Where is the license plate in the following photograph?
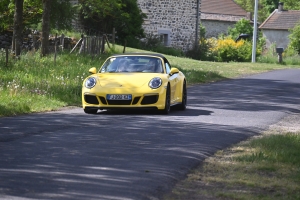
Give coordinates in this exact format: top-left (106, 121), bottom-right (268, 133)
top-left (107, 94), bottom-right (132, 100)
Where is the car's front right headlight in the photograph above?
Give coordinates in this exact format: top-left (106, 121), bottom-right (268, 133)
top-left (149, 77), bottom-right (162, 89)
top-left (85, 77), bottom-right (97, 89)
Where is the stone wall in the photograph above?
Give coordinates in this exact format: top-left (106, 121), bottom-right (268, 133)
top-left (137, 0), bottom-right (201, 52)
top-left (0, 31), bottom-right (13, 49)
top-left (202, 20), bottom-right (236, 38)
top-left (201, 13), bottom-right (248, 38)
top-left (0, 29), bottom-right (77, 51)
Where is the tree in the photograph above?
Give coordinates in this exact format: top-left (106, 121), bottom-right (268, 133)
top-left (282, 0), bottom-right (300, 10)
top-left (289, 22), bottom-right (300, 54)
top-left (79, 0), bottom-right (145, 46)
top-left (0, 0), bottom-right (13, 31)
top-left (234, 0), bottom-right (300, 23)
top-left (112, 0), bottom-right (145, 46)
top-left (228, 18), bottom-right (253, 39)
top-left (79, 0), bottom-right (123, 33)
top-left (49, 0), bottom-right (76, 30)
top-left (1, 0), bottom-right (75, 32)
top-left (12, 0), bottom-right (24, 57)
top-left (40, 0), bottom-right (51, 57)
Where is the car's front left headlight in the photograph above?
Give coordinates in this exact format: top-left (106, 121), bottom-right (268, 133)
top-left (85, 77), bottom-right (97, 89)
top-left (149, 77), bottom-right (162, 89)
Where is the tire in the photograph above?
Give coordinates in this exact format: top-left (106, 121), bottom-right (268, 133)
top-left (176, 81), bottom-right (187, 110)
top-left (84, 108), bottom-right (98, 114)
top-left (161, 85), bottom-right (171, 114)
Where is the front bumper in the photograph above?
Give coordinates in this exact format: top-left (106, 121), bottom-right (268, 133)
top-left (82, 86), bottom-right (167, 110)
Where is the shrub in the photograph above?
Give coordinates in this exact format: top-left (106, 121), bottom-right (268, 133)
top-left (138, 33), bottom-right (184, 57)
top-left (211, 37), bottom-right (253, 62)
top-left (185, 39), bottom-right (213, 61)
top-left (185, 24), bottom-right (214, 61)
top-left (228, 18), bottom-right (253, 40)
top-left (289, 22), bottom-right (300, 54)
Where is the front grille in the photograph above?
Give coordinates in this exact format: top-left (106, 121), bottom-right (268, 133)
top-left (99, 96), bottom-right (107, 105)
top-left (107, 100), bottom-right (132, 105)
top-left (84, 95), bottom-right (99, 104)
top-left (132, 97), bottom-right (141, 105)
top-left (141, 95), bottom-right (159, 105)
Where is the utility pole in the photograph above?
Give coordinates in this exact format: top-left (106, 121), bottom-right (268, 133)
top-left (195, 0), bottom-right (200, 48)
top-left (252, 0), bottom-right (258, 63)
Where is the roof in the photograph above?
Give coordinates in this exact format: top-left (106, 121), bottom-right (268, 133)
top-left (201, 0), bottom-right (247, 16)
top-left (259, 9), bottom-right (300, 30)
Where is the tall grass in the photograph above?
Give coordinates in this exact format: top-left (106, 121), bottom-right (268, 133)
top-left (257, 45), bottom-right (300, 65)
top-left (237, 133), bottom-right (300, 165)
top-left (0, 50), bottom-right (108, 116)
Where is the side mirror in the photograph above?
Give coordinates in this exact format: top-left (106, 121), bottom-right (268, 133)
top-left (89, 67), bottom-right (97, 74)
top-left (169, 68), bottom-right (179, 76)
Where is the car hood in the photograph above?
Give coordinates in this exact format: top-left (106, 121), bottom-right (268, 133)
top-left (96, 73), bottom-right (160, 88)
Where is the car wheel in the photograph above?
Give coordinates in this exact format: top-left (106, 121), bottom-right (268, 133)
top-left (84, 108), bottom-right (98, 114)
top-left (177, 81), bottom-right (187, 110)
top-left (161, 85), bottom-right (171, 114)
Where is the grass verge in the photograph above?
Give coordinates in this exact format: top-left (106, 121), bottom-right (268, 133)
top-left (163, 116), bottom-right (300, 200)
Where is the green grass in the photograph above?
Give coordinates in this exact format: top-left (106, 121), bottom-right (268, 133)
top-left (0, 50), bottom-right (106, 116)
top-left (164, 131), bottom-right (300, 200)
top-left (243, 133), bottom-right (300, 165)
top-left (0, 45), bottom-right (300, 117)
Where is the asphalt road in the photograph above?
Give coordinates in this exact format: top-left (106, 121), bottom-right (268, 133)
top-left (0, 69), bottom-right (299, 200)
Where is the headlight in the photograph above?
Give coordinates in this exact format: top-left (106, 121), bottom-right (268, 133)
top-left (149, 77), bottom-right (162, 89)
top-left (85, 77), bottom-right (97, 89)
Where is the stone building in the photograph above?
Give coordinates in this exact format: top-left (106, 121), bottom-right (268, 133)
top-left (200, 0), bottom-right (251, 38)
top-left (259, 2), bottom-right (300, 49)
top-left (137, 0), bottom-right (201, 52)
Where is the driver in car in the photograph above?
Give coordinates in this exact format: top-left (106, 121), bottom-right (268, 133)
top-left (117, 61), bottom-right (129, 72)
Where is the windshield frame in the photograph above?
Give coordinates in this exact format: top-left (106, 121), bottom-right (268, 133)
top-left (99, 56), bottom-right (164, 74)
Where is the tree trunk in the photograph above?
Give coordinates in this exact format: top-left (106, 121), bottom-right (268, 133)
top-left (41, 0), bottom-right (51, 57)
top-left (12, 0), bottom-right (24, 57)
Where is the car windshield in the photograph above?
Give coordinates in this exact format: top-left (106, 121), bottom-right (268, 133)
top-left (100, 56), bottom-right (163, 73)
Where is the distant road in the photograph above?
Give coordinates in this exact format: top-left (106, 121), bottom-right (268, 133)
top-left (0, 69), bottom-right (299, 200)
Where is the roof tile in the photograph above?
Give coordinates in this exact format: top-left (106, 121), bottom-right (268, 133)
top-left (259, 10), bottom-right (300, 30)
top-left (201, 0), bottom-right (247, 16)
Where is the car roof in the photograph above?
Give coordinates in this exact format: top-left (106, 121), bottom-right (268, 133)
top-left (111, 53), bottom-right (166, 59)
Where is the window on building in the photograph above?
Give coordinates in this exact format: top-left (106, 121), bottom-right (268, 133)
top-left (160, 34), bottom-right (168, 46)
top-left (158, 29), bottom-right (171, 46)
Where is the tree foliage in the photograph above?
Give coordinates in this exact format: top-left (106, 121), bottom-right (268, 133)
top-left (49, 0), bottom-right (76, 30)
top-left (234, 0), bottom-right (300, 23)
top-left (228, 18), bottom-right (253, 39)
top-left (0, 0), bottom-right (75, 32)
top-left (0, 0), bottom-right (13, 31)
top-left (79, 0), bottom-right (146, 46)
top-left (289, 22), bottom-right (300, 54)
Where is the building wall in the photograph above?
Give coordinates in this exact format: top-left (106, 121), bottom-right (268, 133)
top-left (137, 0), bottom-right (201, 51)
top-left (262, 29), bottom-right (290, 49)
top-left (201, 13), bottom-right (247, 38)
top-left (202, 20), bottom-right (236, 38)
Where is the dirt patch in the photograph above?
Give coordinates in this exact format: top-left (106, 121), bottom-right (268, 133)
top-left (268, 114), bottom-right (300, 133)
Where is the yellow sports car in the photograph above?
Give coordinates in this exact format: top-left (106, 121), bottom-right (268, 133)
top-left (82, 53), bottom-right (187, 114)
